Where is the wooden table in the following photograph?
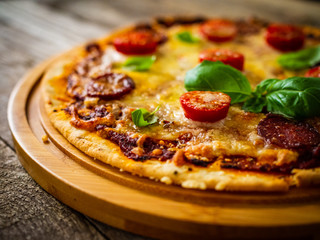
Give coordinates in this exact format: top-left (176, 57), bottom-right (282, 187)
top-left (1, 1), bottom-right (320, 239)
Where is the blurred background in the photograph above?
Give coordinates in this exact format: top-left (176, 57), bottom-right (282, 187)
top-left (1, 1), bottom-right (320, 240)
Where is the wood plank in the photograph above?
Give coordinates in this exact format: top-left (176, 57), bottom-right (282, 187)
top-left (43, 0), bottom-right (320, 26)
top-left (2, 1), bottom-right (320, 239)
top-left (0, 139), bottom-right (107, 240)
top-left (0, 0), bottom-right (105, 147)
top-left (0, 2), bottom-right (149, 238)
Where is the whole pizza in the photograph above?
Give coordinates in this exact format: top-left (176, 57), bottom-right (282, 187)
top-left (43, 16), bottom-right (320, 192)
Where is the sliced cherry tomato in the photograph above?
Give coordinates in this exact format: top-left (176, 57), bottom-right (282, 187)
top-left (199, 48), bottom-right (244, 71)
top-left (113, 30), bottom-right (158, 55)
top-left (265, 24), bottom-right (305, 52)
top-left (199, 19), bottom-right (237, 42)
top-left (180, 91), bottom-right (231, 122)
top-left (305, 66), bottom-right (320, 78)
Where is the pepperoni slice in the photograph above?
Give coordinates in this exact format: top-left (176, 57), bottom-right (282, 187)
top-left (69, 105), bottom-right (116, 132)
top-left (257, 114), bottom-right (320, 150)
top-left (199, 49), bottom-right (245, 71)
top-left (265, 24), bottom-right (305, 52)
top-left (86, 73), bottom-right (135, 100)
top-left (199, 19), bottom-right (237, 42)
top-left (180, 91), bottom-right (231, 122)
top-left (67, 73), bottom-right (86, 99)
top-left (305, 66), bottom-right (320, 78)
top-left (113, 30), bottom-right (158, 55)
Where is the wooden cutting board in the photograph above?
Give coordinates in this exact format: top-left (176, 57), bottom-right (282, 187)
top-left (8, 55), bottom-right (320, 240)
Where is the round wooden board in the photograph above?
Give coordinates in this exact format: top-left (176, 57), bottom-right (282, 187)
top-left (8, 55), bottom-right (320, 240)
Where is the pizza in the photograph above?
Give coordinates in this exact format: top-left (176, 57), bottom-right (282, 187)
top-left (42, 16), bottom-right (320, 192)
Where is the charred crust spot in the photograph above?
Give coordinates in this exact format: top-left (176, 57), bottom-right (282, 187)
top-left (85, 42), bottom-right (101, 53)
top-left (134, 23), bottom-right (154, 31)
top-left (188, 158), bottom-right (213, 167)
top-left (53, 109), bottom-right (57, 112)
top-left (155, 16), bottom-right (207, 27)
top-left (103, 130), bottom-right (176, 161)
top-left (304, 27), bottom-right (320, 41)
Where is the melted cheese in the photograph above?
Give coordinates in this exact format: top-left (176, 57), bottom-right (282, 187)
top-left (97, 24), bottom-right (315, 162)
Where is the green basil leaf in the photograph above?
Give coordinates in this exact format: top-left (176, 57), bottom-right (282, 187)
top-left (265, 77), bottom-right (320, 118)
top-left (175, 31), bottom-right (200, 43)
top-left (242, 77), bottom-right (320, 119)
top-left (242, 94), bottom-right (266, 113)
top-left (184, 60), bottom-right (252, 104)
top-left (131, 106), bottom-right (160, 127)
top-left (278, 46), bottom-right (320, 70)
top-left (254, 79), bottom-right (279, 95)
top-left (122, 56), bottom-right (156, 71)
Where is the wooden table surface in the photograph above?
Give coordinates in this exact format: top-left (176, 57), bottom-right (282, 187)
top-left (1, 0), bottom-right (320, 239)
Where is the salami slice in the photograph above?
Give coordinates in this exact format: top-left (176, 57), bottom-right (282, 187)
top-left (86, 73), bottom-right (135, 100)
top-left (257, 114), bottom-right (320, 151)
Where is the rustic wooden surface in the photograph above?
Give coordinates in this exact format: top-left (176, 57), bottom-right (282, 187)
top-left (1, 0), bottom-right (320, 239)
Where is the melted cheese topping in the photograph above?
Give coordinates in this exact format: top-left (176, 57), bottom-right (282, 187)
top-left (56, 24), bottom-right (318, 166)
top-left (94, 24), bottom-right (320, 165)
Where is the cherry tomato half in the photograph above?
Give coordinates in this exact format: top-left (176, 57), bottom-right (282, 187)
top-left (199, 19), bottom-right (237, 42)
top-left (180, 91), bottom-right (231, 122)
top-left (113, 30), bottom-right (158, 55)
top-left (199, 48), bottom-right (244, 71)
top-left (265, 24), bottom-right (305, 52)
top-left (305, 66), bottom-right (320, 78)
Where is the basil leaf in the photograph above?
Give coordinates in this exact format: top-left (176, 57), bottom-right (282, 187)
top-left (131, 106), bottom-right (160, 127)
top-left (254, 78), bottom-right (279, 95)
top-left (242, 94), bottom-right (266, 113)
top-left (176, 31), bottom-right (200, 43)
top-left (266, 77), bottom-right (320, 118)
top-left (243, 77), bottom-right (320, 119)
top-left (278, 46), bottom-right (320, 70)
top-left (122, 56), bottom-right (156, 71)
top-left (184, 60), bottom-right (252, 104)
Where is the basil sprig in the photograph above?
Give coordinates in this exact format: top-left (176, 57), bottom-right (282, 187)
top-left (185, 60), bottom-right (252, 104)
top-left (184, 60), bottom-right (320, 119)
top-left (131, 106), bottom-right (160, 127)
top-left (122, 56), bottom-right (156, 71)
top-left (175, 31), bottom-right (200, 43)
top-left (278, 46), bottom-right (320, 70)
top-left (243, 77), bottom-right (320, 119)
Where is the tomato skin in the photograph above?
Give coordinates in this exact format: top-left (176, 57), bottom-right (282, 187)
top-left (265, 24), bottom-right (305, 52)
top-left (305, 66), bottom-right (320, 78)
top-left (199, 49), bottom-right (244, 71)
top-left (180, 91), bottom-right (231, 122)
top-left (199, 19), bottom-right (237, 42)
top-left (113, 31), bottom-right (158, 55)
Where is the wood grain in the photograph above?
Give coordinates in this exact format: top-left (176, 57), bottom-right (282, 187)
top-left (0, 135), bottom-right (108, 240)
top-left (2, 1), bottom-right (320, 239)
